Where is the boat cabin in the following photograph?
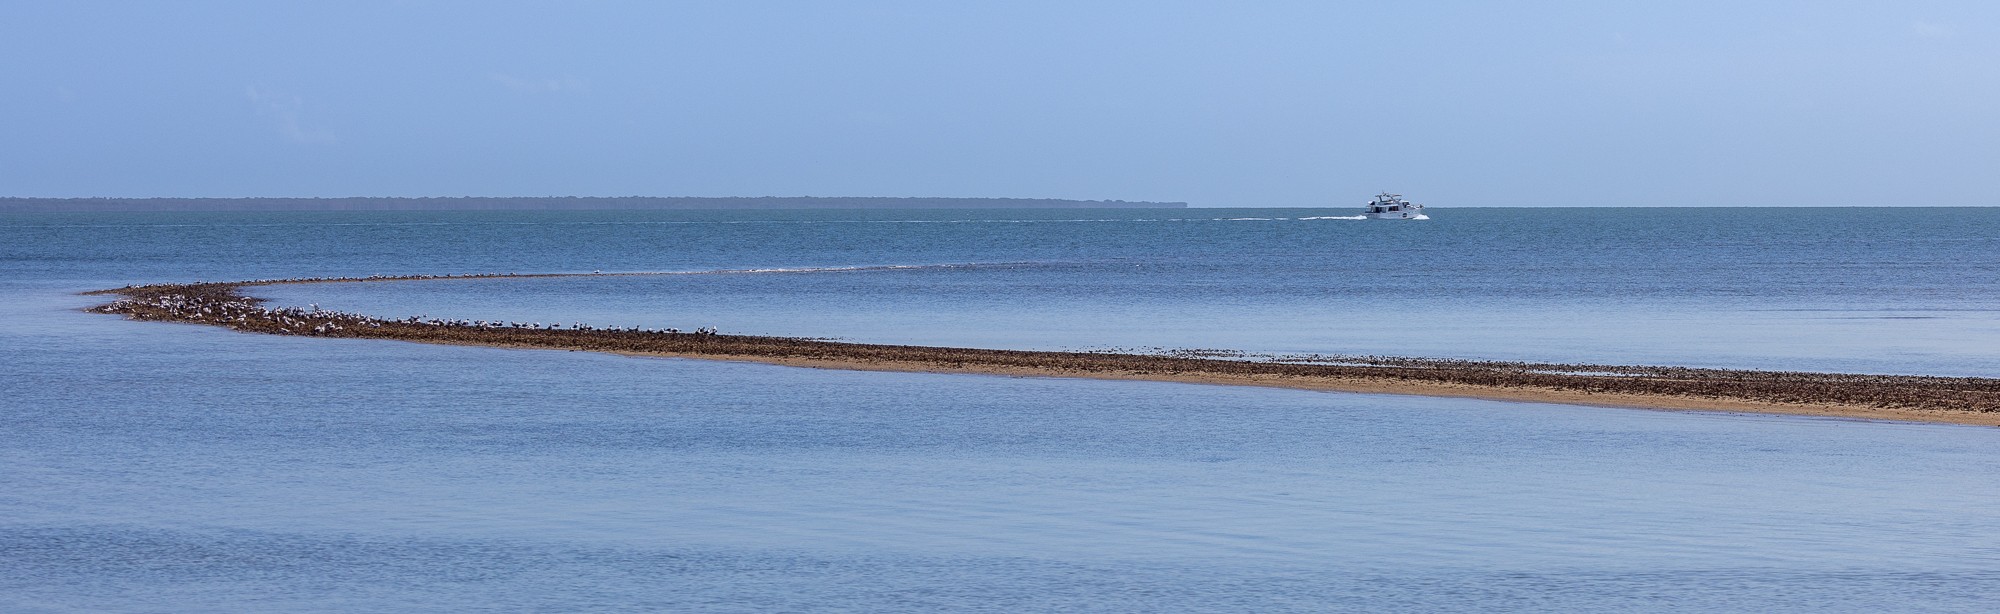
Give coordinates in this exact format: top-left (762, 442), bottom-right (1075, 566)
top-left (1363, 192), bottom-right (1426, 219)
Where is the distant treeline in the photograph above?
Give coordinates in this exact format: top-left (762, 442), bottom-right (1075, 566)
top-left (1, 196), bottom-right (1187, 212)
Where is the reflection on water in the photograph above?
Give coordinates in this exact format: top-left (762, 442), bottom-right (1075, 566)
top-left (4, 297), bottom-right (1999, 611)
top-left (7, 208), bottom-right (2000, 611)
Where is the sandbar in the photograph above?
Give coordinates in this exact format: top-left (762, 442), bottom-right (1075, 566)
top-left (85, 274), bottom-right (2000, 427)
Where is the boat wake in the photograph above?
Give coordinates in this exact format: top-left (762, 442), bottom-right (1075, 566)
top-left (111, 262), bottom-right (1053, 289)
top-left (699, 262), bottom-right (1036, 275)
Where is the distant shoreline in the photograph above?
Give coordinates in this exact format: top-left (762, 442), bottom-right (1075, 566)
top-left (84, 273), bottom-right (2000, 427)
top-left (1, 196), bottom-right (1187, 213)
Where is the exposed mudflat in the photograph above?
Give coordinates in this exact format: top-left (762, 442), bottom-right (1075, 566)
top-left (86, 275), bottom-right (2000, 426)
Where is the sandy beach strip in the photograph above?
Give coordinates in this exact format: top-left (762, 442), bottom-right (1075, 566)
top-left (84, 275), bottom-right (2000, 427)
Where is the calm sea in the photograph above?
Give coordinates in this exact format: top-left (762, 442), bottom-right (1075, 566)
top-left (4, 207), bottom-right (1999, 611)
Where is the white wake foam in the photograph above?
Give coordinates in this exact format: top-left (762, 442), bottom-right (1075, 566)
top-left (691, 262), bottom-right (1022, 275)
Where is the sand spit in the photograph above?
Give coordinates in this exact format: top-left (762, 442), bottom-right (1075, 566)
top-left (85, 276), bottom-right (2000, 426)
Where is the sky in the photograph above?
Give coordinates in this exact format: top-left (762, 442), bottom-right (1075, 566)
top-left (3, 1), bottom-right (1996, 206)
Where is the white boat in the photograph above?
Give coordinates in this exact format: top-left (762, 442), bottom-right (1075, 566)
top-left (1363, 192), bottom-right (1427, 219)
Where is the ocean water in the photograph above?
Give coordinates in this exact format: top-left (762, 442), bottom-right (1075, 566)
top-left (4, 207), bottom-right (2000, 612)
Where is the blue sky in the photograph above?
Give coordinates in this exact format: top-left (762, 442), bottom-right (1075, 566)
top-left (3, 1), bottom-right (1995, 206)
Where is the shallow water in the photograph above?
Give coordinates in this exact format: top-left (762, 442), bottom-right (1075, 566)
top-left (5, 208), bottom-right (2000, 611)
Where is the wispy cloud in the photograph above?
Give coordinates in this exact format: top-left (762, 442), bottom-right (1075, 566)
top-left (490, 72), bottom-right (588, 93)
top-left (245, 86), bottom-right (336, 144)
